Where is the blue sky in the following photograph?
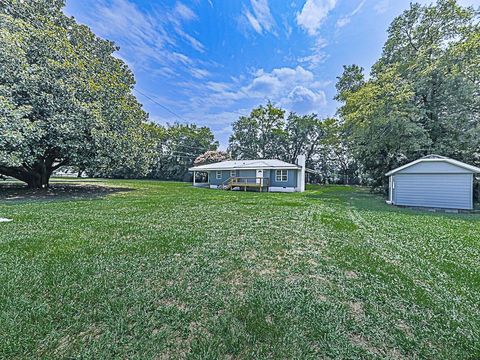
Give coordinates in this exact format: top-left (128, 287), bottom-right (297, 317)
top-left (65, 0), bottom-right (480, 148)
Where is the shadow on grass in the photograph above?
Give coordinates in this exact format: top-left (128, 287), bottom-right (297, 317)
top-left (0, 183), bottom-right (133, 203)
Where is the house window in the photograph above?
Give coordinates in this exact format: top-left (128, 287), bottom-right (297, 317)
top-left (275, 170), bottom-right (288, 182)
top-left (216, 171), bottom-right (222, 179)
top-left (230, 170), bottom-right (237, 177)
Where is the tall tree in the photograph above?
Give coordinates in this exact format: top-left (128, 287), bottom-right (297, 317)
top-left (336, 0), bottom-right (480, 190)
top-left (334, 65), bottom-right (365, 103)
top-left (284, 113), bottom-right (324, 166)
top-left (150, 123), bottom-right (218, 181)
top-left (317, 118), bottom-right (356, 184)
top-left (229, 103), bottom-right (286, 159)
top-left (0, 0), bottom-right (148, 187)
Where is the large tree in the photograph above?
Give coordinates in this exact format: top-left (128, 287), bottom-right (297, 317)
top-left (228, 102), bottom-right (286, 159)
top-left (150, 123), bottom-right (218, 181)
top-left (284, 112), bottom-right (324, 166)
top-left (336, 0), bottom-right (480, 190)
top-left (228, 103), bottom-right (325, 165)
top-left (317, 118), bottom-right (356, 184)
top-left (0, 0), bottom-right (148, 187)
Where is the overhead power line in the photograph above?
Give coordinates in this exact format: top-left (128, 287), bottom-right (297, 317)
top-left (133, 88), bottom-right (191, 124)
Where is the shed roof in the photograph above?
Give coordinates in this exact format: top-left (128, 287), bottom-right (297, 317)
top-left (189, 159), bottom-right (301, 171)
top-left (385, 155), bottom-right (480, 176)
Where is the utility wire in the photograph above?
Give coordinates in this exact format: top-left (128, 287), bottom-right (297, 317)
top-left (133, 88), bottom-right (192, 124)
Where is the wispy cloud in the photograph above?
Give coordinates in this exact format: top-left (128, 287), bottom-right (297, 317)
top-left (298, 37), bottom-right (328, 69)
top-left (242, 0), bottom-right (277, 35)
top-left (245, 10), bottom-right (263, 33)
top-left (373, 0), bottom-right (389, 14)
top-left (78, 0), bottom-right (209, 80)
top-left (170, 1), bottom-right (205, 52)
top-left (174, 26), bottom-right (205, 52)
top-left (186, 65), bottom-right (328, 114)
top-left (336, 0), bottom-right (366, 28)
top-left (173, 1), bottom-right (197, 21)
top-left (296, 0), bottom-right (337, 36)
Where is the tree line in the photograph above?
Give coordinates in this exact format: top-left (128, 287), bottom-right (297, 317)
top-left (1, 0), bottom-right (478, 190)
top-left (229, 0), bottom-right (480, 191)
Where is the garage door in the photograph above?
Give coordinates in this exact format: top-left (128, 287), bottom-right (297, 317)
top-left (394, 174), bottom-right (472, 209)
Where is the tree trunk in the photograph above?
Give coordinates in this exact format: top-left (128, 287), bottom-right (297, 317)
top-left (0, 159), bottom-right (53, 189)
top-left (24, 168), bottom-right (52, 189)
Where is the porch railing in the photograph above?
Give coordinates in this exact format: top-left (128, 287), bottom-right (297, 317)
top-left (221, 176), bottom-right (270, 189)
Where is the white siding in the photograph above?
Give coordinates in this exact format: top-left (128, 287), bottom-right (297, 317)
top-left (393, 174), bottom-right (472, 209)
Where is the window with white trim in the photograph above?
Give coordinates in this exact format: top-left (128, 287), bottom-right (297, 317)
top-left (275, 169), bottom-right (288, 182)
top-left (230, 170), bottom-right (237, 177)
top-left (216, 171), bottom-right (222, 179)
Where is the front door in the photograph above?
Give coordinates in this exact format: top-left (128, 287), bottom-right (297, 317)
top-left (256, 169), bottom-right (263, 185)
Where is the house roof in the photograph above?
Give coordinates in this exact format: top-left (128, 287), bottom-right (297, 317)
top-left (385, 154), bottom-right (480, 176)
top-left (189, 159), bottom-right (301, 171)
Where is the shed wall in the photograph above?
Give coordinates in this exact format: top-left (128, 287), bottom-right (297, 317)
top-left (393, 173), bottom-right (472, 209)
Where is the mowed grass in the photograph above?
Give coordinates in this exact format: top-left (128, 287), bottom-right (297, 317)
top-left (0, 180), bottom-right (479, 359)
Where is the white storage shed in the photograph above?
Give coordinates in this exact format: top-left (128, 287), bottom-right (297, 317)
top-left (386, 155), bottom-right (480, 210)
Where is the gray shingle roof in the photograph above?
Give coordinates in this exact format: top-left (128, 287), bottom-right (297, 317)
top-left (385, 155), bottom-right (480, 176)
top-left (189, 159), bottom-right (301, 171)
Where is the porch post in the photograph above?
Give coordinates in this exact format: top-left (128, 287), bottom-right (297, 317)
top-left (193, 171), bottom-right (196, 186)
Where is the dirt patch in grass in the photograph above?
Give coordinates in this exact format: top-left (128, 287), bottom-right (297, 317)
top-left (349, 333), bottom-right (383, 357)
top-left (349, 301), bottom-right (364, 321)
top-left (0, 183), bottom-right (132, 202)
top-left (47, 324), bottom-right (102, 357)
top-left (345, 270), bottom-right (358, 279)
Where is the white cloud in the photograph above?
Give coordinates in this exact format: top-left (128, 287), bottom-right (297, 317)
top-left (81, 0), bottom-right (209, 79)
top-left (373, 0), bottom-right (389, 14)
top-left (173, 2), bottom-right (197, 21)
top-left (170, 2), bottom-right (206, 52)
top-left (336, 17), bottom-right (351, 28)
top-left (189, 67), bottom-right (211, 79)
top-left (296, 0), bottom-right (337, 35)
top-left (245, 66), bottom-right (314, 97)
top-left (174, 26), bottom-right (205, 52)
top-left (282, 86), bottom-right (327, 113)
top-left (298, 37), bottom-right (328, 69)
top-left (336, 0), bottom-right (366, 28)
top-left (250, 0), bottom-right (276, 32)
top-left (243, 0), bottom-right (277, 35)
top-left (245, 10), bottom-right (263, 33)
top-left (187, 65), bottom-right (328, 115)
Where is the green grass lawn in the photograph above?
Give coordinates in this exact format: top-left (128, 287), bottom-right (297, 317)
top-left (1, 179), bottom-right (479, 359)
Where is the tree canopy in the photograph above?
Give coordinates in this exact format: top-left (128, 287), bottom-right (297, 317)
top-left (336, 0), bottom-right (480, 190)
top-left (228, 103), bottom-right (324, 167)
top-left (0, 0), bottom-right (149, 187)
top-left (149, 123), bottom-right (218, 181)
